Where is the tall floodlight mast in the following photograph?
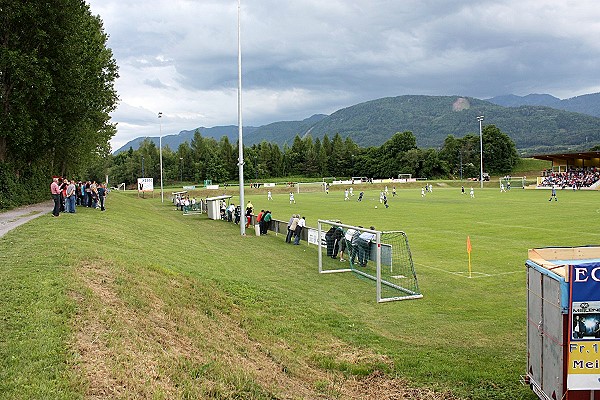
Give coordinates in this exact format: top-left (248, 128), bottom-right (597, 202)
top-left (237, 0), bottom-right (246, 235)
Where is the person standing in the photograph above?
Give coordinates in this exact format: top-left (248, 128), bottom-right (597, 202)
top-left (285, 214), bottom-right (295, 243)
top-left (344, 189), bottom-right (349, 201)
top-left (257, 209), bottom-right (264, 234)
top-left (66, 179), bottom-right (77, 213)
top-left (245, 201), bottom-right (254, 228)
top-left (357, 191), bottom-right (364, 202)
top-left (392, 186), bottom-right (396, 197)
top-left (289, 215), bottom-right (299, 243)
top-left (262, 210), bottom-right (272, 235)
top-left (50, 176), bottom-right (61, 217)
top-left (90, 181), bottom-right (98, 208)
top-left (59, 178), bottom-right (67, 212)
top-left (549, 185), bottom-right (557, 201)
top-left (357, 227), bottom-right (376, 267)
top-left (267, 190), bottom-right (273, 201)
top-left (470, 187), bottom-right (475, 198)
top-left (294, 216), bottom-right (305, 245)
top-left (289, 192), bottom-right (295, 204)
top-left (97, 182), bottom-right (107, 211)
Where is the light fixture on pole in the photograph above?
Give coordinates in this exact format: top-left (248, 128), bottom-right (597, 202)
top-left (158, 112), bottom-right (164, 203)
top-left (477, 115), bottom-right (484, 189)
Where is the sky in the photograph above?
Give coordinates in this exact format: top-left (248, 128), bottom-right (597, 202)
top-left (85, 0), bottom-right (600, 151)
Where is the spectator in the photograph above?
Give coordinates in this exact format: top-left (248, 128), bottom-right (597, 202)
top-left (66, 179), bottom-right (77, 213)
top-left (262, 210), bottom-right (272, 235)
top-left (245, 201), bottom-right (253, 228)
top-left (97, 182), bottom-right (107, 211)
top-left (293, 216), bottom-right (305, 245)
top-left (357, 226), bottom-right (376, 267)
top-left (257, 209), bottom-right (264, 233)
top-left (290, 215), bottom-right (299, 243)
top-left (50, 176), bottom-right (61, 217)
top-left (285, 214), bottom-right (295, 243)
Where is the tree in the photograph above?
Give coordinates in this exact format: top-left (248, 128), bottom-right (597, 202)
top-left (0, 0), bottom-right (118, 171)
top-left (0, 0), bottom-right (118, 207)
top-left (482, 125), bottom-right (519, 175)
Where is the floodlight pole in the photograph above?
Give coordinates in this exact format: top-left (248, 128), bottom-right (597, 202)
top-left (159, 112), bottom-right (164, 202)
top-left (477, 115), bottom-right (484, 189)
top-left (237, 0), bottom-right (246, 236)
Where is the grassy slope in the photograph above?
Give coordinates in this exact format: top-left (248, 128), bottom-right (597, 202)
top-left (2, 184), bottom-right (595, 399)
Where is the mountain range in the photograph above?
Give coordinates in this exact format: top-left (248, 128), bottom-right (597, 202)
top-left (114, 93), bottom-right (600, 156)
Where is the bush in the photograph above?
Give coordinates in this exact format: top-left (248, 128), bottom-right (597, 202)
top-left (0, 163), bottom-right (50, 210)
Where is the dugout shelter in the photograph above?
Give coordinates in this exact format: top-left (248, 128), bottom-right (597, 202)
top-left (205, 195), bottom-right (232, 220)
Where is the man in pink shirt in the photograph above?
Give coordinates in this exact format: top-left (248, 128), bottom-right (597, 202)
top-left (50, 176), bottom-right (61, 217)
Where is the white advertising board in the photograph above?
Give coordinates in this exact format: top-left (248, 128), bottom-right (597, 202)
top-left (137, 178), bottom-right (154, 192)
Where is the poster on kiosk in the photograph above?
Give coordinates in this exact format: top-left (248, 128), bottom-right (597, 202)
top-left (568, 263), bottom-right (600, 390)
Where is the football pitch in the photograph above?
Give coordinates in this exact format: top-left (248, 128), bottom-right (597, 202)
top-left (1, 184), bottom-right (597, 399)
top-left (240, 184), bottom-right (599, 397)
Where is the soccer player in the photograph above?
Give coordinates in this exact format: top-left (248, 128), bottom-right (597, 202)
top-left (470, 187), bottom-right (475, 198)
top-left (267, 190), bottom-right (273, 200)
top-left (549, 185), bottom-right (557, 201)
top-left (357, 191), bottom-right (364, 202)
top-left (344, 189), bottom-right (349, 201)
top-left (289, 192), bottom-right (296, 204)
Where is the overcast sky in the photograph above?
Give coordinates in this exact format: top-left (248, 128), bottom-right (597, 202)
top-left (86, 0), bottom-right (600, 151)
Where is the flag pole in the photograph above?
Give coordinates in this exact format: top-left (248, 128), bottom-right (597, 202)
top-left (467, 235), bottom-right (472, 278)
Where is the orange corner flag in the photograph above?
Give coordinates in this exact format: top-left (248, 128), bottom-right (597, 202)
top-left (467, 236), bottom-right (472, 254)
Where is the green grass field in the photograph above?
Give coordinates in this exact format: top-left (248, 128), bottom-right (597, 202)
top-left (1, 182), bottom-right (596, 399)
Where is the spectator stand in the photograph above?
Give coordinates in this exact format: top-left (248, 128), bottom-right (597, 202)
top-left (533, 151), bottom-right (600, 190)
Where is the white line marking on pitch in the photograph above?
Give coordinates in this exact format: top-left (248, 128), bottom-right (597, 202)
top-left (414, 262), bottom-right (523, 279)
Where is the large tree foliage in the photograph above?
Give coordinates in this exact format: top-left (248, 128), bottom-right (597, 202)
top-left (0, 0), bottom-right (118, 175)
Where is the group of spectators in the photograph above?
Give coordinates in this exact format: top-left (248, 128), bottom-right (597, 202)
top-left (285, 214), bottom-right (306, 245)
top-left (174, 194), bottom-right (199, 212)
top-left (325, 224), bottom-right (376, 268)
top-left (540, 167), bottom-right (600, 189)
top-left (50, 176), bottom-right (107, 217)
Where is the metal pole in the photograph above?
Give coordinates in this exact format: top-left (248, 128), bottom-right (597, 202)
top-left (237, 0), bottom-right (246, 235)
top-left (159, 112), bottom-right (164, 202)
top-left (477, 115), bottom-right (484, 189)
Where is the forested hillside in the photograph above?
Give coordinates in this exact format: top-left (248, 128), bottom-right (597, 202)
top-left (117, 95), bottom-right (600, 155)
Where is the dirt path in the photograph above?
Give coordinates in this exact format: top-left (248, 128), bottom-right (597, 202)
top-left (0, 200), bottom-right (53, 238)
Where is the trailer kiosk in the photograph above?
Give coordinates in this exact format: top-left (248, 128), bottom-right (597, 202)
top-left (526, 246), bottom-right (600, 400)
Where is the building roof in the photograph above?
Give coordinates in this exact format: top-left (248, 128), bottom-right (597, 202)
top-left (532, 151), bottom-right (600, 162)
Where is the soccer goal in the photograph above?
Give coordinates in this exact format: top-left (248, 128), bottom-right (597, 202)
top-left (317, 219), bottom-right (423, 303)
top-left (500, 176), bottom-right (526, 189)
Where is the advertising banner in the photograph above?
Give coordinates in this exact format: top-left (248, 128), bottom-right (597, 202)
top-left (567, 263), bottom-right (600, 390)
top-left (137, 178), bottom-right (154, 192)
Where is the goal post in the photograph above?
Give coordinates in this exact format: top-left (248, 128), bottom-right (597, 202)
top-left (317, 219), bottom-right (423, 303)
top-left (499, 176), bottom-right (526, 189)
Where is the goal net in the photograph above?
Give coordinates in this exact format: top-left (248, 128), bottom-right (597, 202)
top-left (499, 176), bottom-right (525, 189)
top-left (317, 219), bottom-right (423, 303)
